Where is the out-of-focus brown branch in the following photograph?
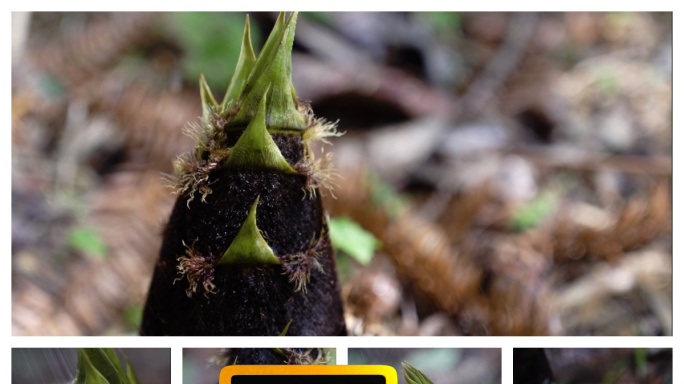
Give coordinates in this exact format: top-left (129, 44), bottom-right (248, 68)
top-left (293, 17), bottom-right (456, 118)
top-left (512, 146), bottom-right (672, 176)
top-left (460, 12), bottom-right (538, 118)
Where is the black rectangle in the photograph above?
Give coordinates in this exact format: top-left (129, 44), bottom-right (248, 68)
top-left (232, 374), bottom-right (386, 384)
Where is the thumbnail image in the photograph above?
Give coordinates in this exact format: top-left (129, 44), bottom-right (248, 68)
top-left (184, 348), bottom-right (335, 384)
top-left (350, 348), bottom-right (500, 384)
top-left (513, 348), bottom-right (672, 384)
top-left (12, 348), bottom-right (171, 384)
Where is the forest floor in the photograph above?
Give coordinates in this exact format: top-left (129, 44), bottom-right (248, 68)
top-left (12, 12), bottom-right (672, 337)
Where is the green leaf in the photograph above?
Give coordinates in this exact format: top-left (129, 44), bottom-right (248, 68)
top-left (73, 349), bottom-right (139, 384)
top-left (199, 74), bottom-right (219, 122)
top-left (222, 14), bottom-right (257, 110)
top-left (74, 350), bottom-right (88, 383)
top-left (278, 319), bottom-right (293, 336)
top-left (102, 349), bottom-right (126, 379)
top-left (508, 191), bottom-right (558, 232)
top-left (164, 13), bottom-right (258, 90)
top-left (75, 349), bottom-right (123, 384)
top-left (68, 228), bottom-right (108, 259)
top-left (229, 12), bottom-right (307, 130)
top-left (329, 217), bottom-right (381, 265)
top-left (402, 362), bottom-right (435, 384)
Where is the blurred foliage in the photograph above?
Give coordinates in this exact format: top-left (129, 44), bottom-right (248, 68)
top-left (634, 348), bottom-right (647, 377)
top-left (600, 359), bottom-right (628, 384)
top-left (595, 65), bottom-right (621, 98)
top-left (367, 172), bottom-right (410, 220)
top-left (417, 12), bottom-right (463, 36)
top-left (67, 227), bottom-right (108, 260)
top-left (509, 191), bottom-right (558, 232)
top-left (123, 304), bottom-right (143, 333)
top-left (39, 72), bottom-right (67, 98)
top-left (162, 12), bottom-right (261, 90)
top-left (300, 12), bottom-right (329, 27)
top-left (329, 217), bottom-right (381, 266)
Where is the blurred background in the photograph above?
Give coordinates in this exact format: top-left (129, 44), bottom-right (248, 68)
top-left (349, 348), bottom-right (501, 384)
top-left (183, 348), bottom-right (336, 384)
top-left (11, 12), bottom-right (672, 336)
top-left (11, 348), bottom-right (171, 384)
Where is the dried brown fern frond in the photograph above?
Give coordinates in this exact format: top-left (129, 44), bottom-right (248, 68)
top-left (12, 170), bottom-right (172, 335)
top-left (92, 76), bottom-right (197, 171)
top-left (327, 163), bottom-right (553, 335)
top-left (553, 180), bottom-right (670, 265)
top-left (30, 13), bottom-right (158, 88)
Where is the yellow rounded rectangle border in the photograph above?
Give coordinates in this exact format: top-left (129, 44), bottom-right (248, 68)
top-left (220, 365), bottom-right (398, 384)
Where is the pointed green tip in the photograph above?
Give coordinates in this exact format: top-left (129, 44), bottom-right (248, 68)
top-left (218, 196), bottom-right (280, 266)
top-left (223, 87), bottom-right (297, 173)
top-left (222, 15), bottom-right (257, 111)
top-left (200, 74), bottom-right (218, 122)
top-left (123, 352), bottom-right (142, 384)
top-left (278, 319), bottom-right (293, 336)
top-left (228, 12), bottom-right (306, 130)
top-left (272, 347), bottom-right (287, 358)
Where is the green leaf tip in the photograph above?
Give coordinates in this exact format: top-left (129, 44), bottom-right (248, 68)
top-left (402, 362), bottom-right (435, 384)
top-left (222, 14), bottom-right (257, 111)
top-left (228, 12), bottom-right (306, 130)
top-left (279, 319), bottom-right (293, 336)
top-left (218, 196), bottom-right (280, 266)
top-left (74, 348), bottom-right (135, 384)
top-left (224, 86), bottom-right (297, 173)
top-left (329, 217), bottom-right (381, 265)
top-left (270, 320), bottom-right (293, 357)
top-left (200, 73), bottom-right (219, 122)
top-left (123, 354), bottom-right (141, 384)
